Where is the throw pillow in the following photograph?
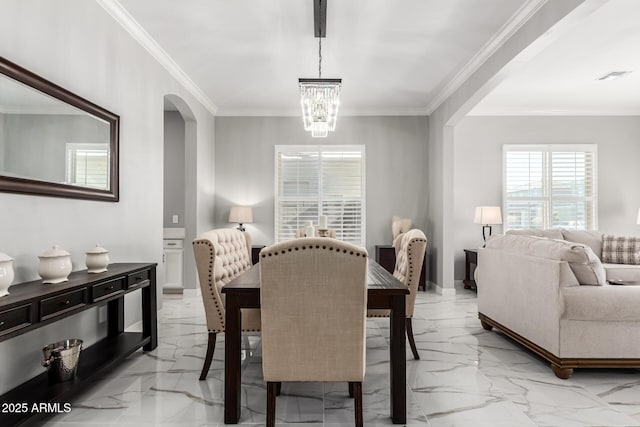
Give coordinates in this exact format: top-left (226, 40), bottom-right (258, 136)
top-left (485, 234), bottom-right (606, 285)
top-left (602, 235), bottom-right (640, 265)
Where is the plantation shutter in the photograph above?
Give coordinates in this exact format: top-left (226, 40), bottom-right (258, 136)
top-left (275, 146), bottom-right (365, 246)
top-left (504, 144), bottom-right (597, 231)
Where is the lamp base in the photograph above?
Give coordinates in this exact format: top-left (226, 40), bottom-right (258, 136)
top-left (482, 225), bottom-right (493, 246)
top-left (236, 224), bottom-right (246, 232)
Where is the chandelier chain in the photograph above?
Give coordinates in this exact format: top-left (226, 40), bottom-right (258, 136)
top-left (318, 37), bottom-right (322, 78)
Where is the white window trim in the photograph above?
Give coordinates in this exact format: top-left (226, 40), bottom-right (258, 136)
top-left (502, 144), bottom-right (598, 231)
top-left (274, 144), bottom-right (366, 246)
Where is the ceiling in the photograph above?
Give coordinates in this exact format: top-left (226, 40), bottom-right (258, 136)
top-left (470, 0), bottom-right (640, 115)
top-left (112, 0), bottom-right (640, 117)
top-left (114, 0), bottom-right (529, 116)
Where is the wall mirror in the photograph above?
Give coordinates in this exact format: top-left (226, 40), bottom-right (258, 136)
top-left (0, 56), bottom-right (119, 201)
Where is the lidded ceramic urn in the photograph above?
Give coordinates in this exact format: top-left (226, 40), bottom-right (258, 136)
top-left (0, 253), bottom-right (14, 297)
top-left (38, 245), bottom-right (72, 284)
top-left (85, 245), bottom-right (109, 273)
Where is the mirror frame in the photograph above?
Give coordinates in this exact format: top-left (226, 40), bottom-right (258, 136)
top-left (0, 56), bottom-right (119, 202)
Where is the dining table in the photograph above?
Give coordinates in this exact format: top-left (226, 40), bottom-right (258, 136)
top-left (221, 260), bottom-right (409, 424)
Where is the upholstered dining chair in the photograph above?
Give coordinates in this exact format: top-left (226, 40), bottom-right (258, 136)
top-left (260, 238), bottom-right (368, 427)
top-left (295, 226), bottom-right (337, 238)
top-left (368, 229), bottom-right (427, 360)
top-left (192, 228), bottom-right (260, 380)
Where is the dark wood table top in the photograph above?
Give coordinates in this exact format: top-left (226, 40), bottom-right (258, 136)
top-left (223, 260), bottom-right (408, 296)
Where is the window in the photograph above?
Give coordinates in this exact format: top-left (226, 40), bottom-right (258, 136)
top-left (66, 143), bottom-right (110, 190)
top-left (503, 144), bottom-right (597, 231)
top-left (275, 145), bottom-right (365, 246)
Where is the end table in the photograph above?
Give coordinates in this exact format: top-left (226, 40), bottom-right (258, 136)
top-left (463, 249), bottom-right (477, 290)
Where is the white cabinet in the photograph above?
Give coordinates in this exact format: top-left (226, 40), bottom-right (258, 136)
top-left (163, 238), bottom-right (184, 293)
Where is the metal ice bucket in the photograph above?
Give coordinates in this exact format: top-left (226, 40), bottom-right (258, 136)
top-left (42, 339), bottom-right (83, 383)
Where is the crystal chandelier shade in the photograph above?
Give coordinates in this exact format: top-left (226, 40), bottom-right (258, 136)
top-left (299, 78), bottom-right (341, 138)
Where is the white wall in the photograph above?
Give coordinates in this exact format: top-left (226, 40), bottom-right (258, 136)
top-left (214, 116), bottom-right (429, 256)
top-left (453, 115), bottom-right (640, 280)
top-left (0, 0), bottom-right (215, 394)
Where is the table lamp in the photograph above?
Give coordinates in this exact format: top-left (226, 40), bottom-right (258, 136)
top-left (474, 206), bottom-right (502, 243)
top-left (229, 206), bottom-right (253, 232)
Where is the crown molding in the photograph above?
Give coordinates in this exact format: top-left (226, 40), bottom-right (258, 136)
top-left (96, 0), bottom-right (218, 116)
top-left (468, 107), bottom-right (640, 116)
top-left (216, 106), bottom-right (428, 117)
top-left (424, 0), bottom-right (549, 115)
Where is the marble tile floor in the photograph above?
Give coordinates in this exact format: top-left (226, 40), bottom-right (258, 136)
top-left (47, 288), bottom-right (640, 427)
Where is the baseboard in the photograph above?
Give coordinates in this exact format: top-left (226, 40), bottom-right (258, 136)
top-left (162, 286), bottom-right (184, 295)
top-left (434, 282), bottom-right (456, 296)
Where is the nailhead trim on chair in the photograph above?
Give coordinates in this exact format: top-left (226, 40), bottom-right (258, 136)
top-left (261, 243), bottom-right (367, 258)
top-left (367, 235), bottom-right (427, 318)
top-left (193, 231), bottom-right (261, 333)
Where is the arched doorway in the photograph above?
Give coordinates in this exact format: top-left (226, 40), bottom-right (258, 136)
top-left (163, 94), bottom-right (197, 294)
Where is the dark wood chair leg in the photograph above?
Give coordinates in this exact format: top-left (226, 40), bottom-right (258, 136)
top-left (199, 332), bottom-right (217, 381)
top-left (267, 382), bottom-right (278, 427)
top-left (276, 381), bottom-right (282, 396)
top-left (351, 382), bottom-right (363, 427)
top-left (406, 318), bottom-right (420, 360)
top-left (480, 319), bottom-right (493, 331)
top-left (348, 382), bottom-right (354, 397)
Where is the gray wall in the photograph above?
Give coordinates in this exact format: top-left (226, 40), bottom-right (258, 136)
top-left (453, 115), bottom-right (640, 280)
top-left (0, 0), bottom-right (216, 394)
top-left (2, 113), bottom-right (109, 182)
top-left (163, 111), bottom-right (185, 228)
top-left (214, 116), bottom-right (429, 255)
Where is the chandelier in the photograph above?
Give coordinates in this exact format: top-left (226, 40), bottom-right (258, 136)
top-left (299, 0), bottom-right (341, 138)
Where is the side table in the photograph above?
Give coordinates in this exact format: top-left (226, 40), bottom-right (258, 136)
top-left (463, 249), bottom-right (478, 290)
top-left (251, 245), bottom-right (266, 265)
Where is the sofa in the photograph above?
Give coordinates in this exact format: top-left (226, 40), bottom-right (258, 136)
top-left (476, 229), bottom-right (640, 379)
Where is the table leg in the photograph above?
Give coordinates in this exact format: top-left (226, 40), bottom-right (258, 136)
top-left (142, 269), bottom-right (158, 351)
top-left (389, 294), bottom-right (406, 424)
top-left (225, 294), bottom-right (242, 424)
top-left (107, 296), bottom-right (124, 338)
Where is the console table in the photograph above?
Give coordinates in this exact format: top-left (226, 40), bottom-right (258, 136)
top-left (0, 263), bottom-right (157, 426)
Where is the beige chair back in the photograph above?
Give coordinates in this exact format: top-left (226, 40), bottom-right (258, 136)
top-left (295, 227), bottom-right (337, 238)
top-left (192, 228), bottom-right (253, 332)
top-left (260, 238), bottom-right (368, 382)
top-left (394, 229), bottom-right (427, 317)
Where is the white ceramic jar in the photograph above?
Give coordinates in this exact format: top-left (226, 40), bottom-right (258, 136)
top-left (85, 245), bottom-right (109, 273)
top-left (0, 253), bottom-right (14, 297)
top-left (38, 245), bottom-right (72, 284)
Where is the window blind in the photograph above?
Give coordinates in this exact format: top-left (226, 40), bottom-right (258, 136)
top-left (66, 143), bottom-right (110, 190)
top-left (275, 146), bottom-right (365, 246)
top-left (503, 144), bottom-right (597, 231)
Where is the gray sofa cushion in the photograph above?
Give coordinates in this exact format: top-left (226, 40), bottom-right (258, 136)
top-left (602, 235), bottom-right (640, 265)
top-left (485, 234), bottom-right (606, 286)
top-left (562, 230), bottom-right (604, 259)
top-left (506, 229), bottom-right (565, 240)
top-left (603, 263), bottom-right (640, 282)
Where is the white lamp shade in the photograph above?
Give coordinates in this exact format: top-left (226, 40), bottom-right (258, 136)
top-left (474, 206), bottom-right (502, 225)
top-left (637, 208), bottom-right (640, 225)
top-left (229, 206), bottom-right (253, 224)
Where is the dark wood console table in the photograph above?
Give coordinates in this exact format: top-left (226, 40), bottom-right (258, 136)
top-left (0, 263), bottom-right (157, 426)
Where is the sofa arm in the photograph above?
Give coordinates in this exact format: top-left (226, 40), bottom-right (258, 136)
top-left (477, 249), bottom-right (578, 356)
